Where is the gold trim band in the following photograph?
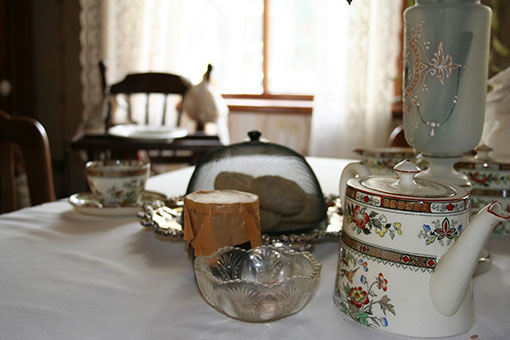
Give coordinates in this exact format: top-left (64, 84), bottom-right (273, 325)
top-left (342, 233), bottom-right (437, 270)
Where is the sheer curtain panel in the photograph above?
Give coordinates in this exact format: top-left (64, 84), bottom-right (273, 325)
top-left (309, 0), bottom-right (402, 159)
top-left (79, 0), bottom-right (402, 151)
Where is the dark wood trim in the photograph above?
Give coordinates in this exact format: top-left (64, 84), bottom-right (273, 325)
top-left (223, 94), bottom-right (313, 115)
top-left (70, 133), bottom-right (223, 165)
top-left (227, 104), bottom-right (312, 115)
top-left (392, 101), bottom-right (403, 120)
top-left (1, 0), bottom-right (35, 118)
top-left (71, 133), bottom-right (222, 150)
top-left (222, 93), bottom-right (314, 101)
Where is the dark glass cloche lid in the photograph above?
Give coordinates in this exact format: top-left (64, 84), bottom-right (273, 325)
top-left (186, 130), bottom-right (327, 235)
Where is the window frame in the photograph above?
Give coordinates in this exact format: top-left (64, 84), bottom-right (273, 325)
top-left (224, 0), bottom-right (405, 117)
top-left (222, 0), bottom-right (314, 113)
top-left (260, 0), bottom-right (314, 97)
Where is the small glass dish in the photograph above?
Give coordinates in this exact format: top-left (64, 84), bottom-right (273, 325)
top-left (193, 245), bottom-right (322, 322)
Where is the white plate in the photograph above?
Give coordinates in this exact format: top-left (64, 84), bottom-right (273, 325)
top-left (69, 191), bottom-right (167, 217)
top-left (107, 124), bottom-right (188, 140)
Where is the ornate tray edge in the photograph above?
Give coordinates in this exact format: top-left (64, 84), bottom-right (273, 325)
top-left (137, 195), bottom-right (342, 247)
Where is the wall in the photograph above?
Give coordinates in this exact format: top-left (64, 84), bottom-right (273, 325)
top-left (31, 0), bottom-right (85, 196)
top-left (229, 112), bottom-right (311, 155)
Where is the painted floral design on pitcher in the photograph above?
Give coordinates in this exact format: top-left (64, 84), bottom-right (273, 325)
top-left (345, 203), bottom-right (403, 239)
top-left (403, 23), bottom-right (462, 113)
top-left (335, 248), bottom-right (396, 328)
top-left (418, 217), bottom-right (463, 246)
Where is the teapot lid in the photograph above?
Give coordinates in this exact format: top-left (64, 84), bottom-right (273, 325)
top-left (356, 160), bottom-right (465, 200)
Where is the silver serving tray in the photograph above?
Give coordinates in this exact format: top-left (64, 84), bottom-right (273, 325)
top-left (138, 195), bottom-right (342, 250)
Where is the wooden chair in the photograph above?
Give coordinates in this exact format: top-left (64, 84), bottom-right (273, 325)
top-left (100, 60), bottom-right (192, 129)
top-left (0, 111), bottom-right (55, 213)
top-left (95, 62), bottom-right (222, 167)
top-left (387, 124), bottom-right (409, 147)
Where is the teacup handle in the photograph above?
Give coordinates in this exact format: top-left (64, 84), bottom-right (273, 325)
top-left (339, 162), bottom-right (371, 208)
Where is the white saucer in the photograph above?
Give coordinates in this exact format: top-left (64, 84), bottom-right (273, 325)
top-left (69, 191), bottom-right (166, 216)
top-left (107, 124), bottom-right (188, 140)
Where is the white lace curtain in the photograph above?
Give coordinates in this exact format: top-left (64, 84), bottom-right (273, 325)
top-left (79, 0), bottom-right (402, 155)
top-left (79, 0), bottom-right (230, 132)
top-left (309, 0), bottom-right (402, 159)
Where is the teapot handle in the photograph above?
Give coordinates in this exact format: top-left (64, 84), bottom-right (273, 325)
top-left (339, 162), bottom-right (371, 208)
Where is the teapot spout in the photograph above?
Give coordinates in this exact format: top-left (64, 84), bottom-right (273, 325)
top-left (430, 201), bottom-right (509, 316)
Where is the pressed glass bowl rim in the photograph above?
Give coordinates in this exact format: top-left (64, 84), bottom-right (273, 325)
top-left (193, 245), bottom-right (322, 288)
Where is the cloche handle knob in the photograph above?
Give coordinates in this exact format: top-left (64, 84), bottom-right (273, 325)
top-left (393, 159), bottom-right (421, 189)
top-left (248, 130), bottom-right (262, 142)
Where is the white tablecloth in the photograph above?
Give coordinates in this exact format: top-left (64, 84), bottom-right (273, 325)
top-left (0, 157), bottom-right (509, 340)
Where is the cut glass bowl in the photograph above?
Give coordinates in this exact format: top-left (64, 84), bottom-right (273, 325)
top-left (193, 245), bottom-right (321, 322)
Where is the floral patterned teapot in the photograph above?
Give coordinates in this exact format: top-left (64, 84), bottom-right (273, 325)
top-left (334, 160), bottom-right (509, 337)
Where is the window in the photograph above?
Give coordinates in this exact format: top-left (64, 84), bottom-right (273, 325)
top-left (98, 0), bottom-right (321, 98)
top-left (179, 0), bottom-right (318, 96)
top-left (266, 0), bottom-right (318, 95)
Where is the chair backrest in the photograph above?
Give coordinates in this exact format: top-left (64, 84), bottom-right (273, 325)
top-left (0, 111), bottom-right (55, 213)
top-left (387, 124), bottom-right (409, 147)
top-left (100, 61), bottom-right (192, 128)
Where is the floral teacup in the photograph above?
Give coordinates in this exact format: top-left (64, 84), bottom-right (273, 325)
top-left (85, 160), bottom-right (150, 207)
top-left (455, 146), bottom-right (510, 235)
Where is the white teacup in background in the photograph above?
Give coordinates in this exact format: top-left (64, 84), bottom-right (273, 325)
top-left (86, 160), bottom-right (150, 207)
top-left (455, 146), bottom-right (510, 235)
